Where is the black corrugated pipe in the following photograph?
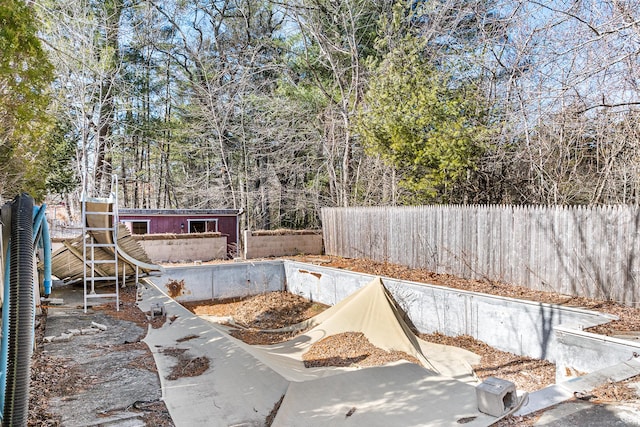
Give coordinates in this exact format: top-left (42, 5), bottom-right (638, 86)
top-left (3, 194), bottom-right (34, 426)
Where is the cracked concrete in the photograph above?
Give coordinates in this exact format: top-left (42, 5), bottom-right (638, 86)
top-left (41, 285), bottom-right (166, 426)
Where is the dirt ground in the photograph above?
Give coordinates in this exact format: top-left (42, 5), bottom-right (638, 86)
top-left (29, 255), bottom-right (640, 426)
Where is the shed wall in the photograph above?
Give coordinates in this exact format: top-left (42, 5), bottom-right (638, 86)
top-left (119, 214), bottom-right (239, 248)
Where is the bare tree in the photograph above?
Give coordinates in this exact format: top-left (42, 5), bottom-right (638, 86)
top-left (35, 0), bottom-right (125, 205)
top-left (284, 0), bottom-right (395, 207)
top-left (483, 0), bottom-right (640, 204)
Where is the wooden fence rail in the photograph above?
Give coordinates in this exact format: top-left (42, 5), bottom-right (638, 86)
top-left (321, 205), bottom-right (640, 306)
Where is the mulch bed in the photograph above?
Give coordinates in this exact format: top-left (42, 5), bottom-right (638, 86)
top-left (302, 332), bottom-right (422, 368)
top-left (420, 332), bottom-right (555, 392)
top-left (183, 291), bottom-right (327, 329)
top-left (184, 290), bottom-right (555, 390)
top-left (183, 291), bottom-right (327, 345)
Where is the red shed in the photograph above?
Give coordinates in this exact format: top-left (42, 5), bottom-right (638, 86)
top-left (118, 208), bottom-right (243, 256)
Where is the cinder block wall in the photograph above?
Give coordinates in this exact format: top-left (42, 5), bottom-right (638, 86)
top-left (243, 230), bottom-right (323, 259)
top-left (134, 234), bottom-right (228, 262)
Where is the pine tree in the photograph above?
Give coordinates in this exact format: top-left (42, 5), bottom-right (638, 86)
top-left (0, 0), bottom-right (54, 200)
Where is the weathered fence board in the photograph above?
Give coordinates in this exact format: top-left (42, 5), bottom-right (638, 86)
top-left (321, 205), bottom-right (640, 306)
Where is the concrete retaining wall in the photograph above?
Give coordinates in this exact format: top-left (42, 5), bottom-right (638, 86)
top-left (554, 326), bottom-right (640, 381)
top-left (243, 230), bottom-right (323, 259)
top-left (133, 234), bottom-right (228, 262)
top-left (284, 262), bottom-right (615, 363)
top-left (150, 261), bottom-right (284, 302)
top-left (148, 260), bottom-right (638, 379)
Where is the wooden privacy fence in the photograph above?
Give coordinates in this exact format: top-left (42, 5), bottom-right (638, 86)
top-left (321, 205), bottom-right (640, 306)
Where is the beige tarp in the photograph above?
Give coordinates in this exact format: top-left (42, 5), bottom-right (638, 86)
top-left (243, 276), bottom-right (479, 383)
top-left (269, 276), bottom-right (435, 368)
top-left (144, 276), bottom-right (500, 426)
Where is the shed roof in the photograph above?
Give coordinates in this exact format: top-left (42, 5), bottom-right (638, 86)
top-left (119, 208), bottom-right (242, 216)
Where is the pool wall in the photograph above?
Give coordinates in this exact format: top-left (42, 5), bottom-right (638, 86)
top-left (149, 260), bottom-right (640, 381)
